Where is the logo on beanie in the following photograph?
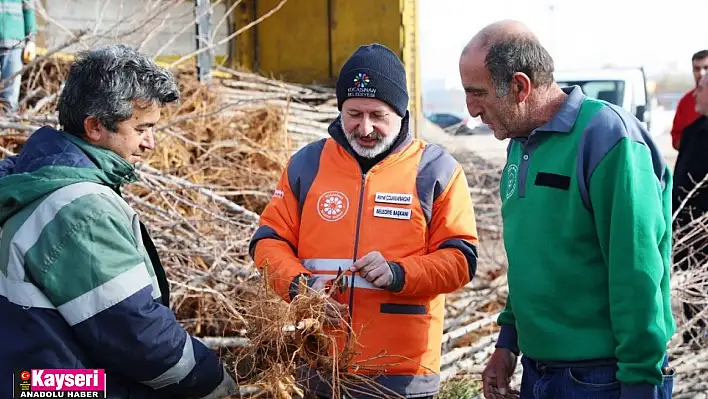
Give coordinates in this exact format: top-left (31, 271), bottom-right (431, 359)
top-left (353, 72), bottom-right (370, 88)
top-left (348, 72), bottom-right (376, 98)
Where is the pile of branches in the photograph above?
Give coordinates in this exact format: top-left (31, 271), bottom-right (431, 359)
top-left (229, 267), bottom-right (405, 399)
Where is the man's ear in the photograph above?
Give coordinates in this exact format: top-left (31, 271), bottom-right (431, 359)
top-left (83, 116), bottom-right (103, 143)
top-left (511, 72), bottom-right (532, 103)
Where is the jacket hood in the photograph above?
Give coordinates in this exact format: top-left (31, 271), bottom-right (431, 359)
top-left (0, 126), bottom-right (138, 224)
top-left (327, 110), bottom-right (413, 158)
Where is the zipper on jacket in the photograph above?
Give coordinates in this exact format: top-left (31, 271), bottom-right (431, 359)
top-left (346, 172), bottom-right (366, 349)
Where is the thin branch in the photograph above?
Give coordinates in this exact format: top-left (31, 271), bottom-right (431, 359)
top-left (167, 0), bottom-right (289, 69)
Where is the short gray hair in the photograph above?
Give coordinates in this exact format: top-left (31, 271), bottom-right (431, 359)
top-left (484, 36), bottom-right (555, 97)
top-left (58, 44), bottom-right (180, 137)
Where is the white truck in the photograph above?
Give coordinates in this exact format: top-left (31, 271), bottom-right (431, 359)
top-left (554, 67), bottom-right (653, 133)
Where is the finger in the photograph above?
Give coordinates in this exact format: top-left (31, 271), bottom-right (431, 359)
top-left (350, 252), bottom-right (376, 272)
top-left (310, 278), bottom-right (326, 292)
top-left (350, 252), bottom-right (373, 268)
top-left (372, 273), bottom-right (391, 288)
top-left (324, 313), bottom-right (341, 327)
top-left (366, 264), bottom-right (386, 280)
top-left (325, 306), bottom-right (340, 319)
top-left (493, 364), bottom-right (510, 394)
top-left (326, 298), bottom-right (348, 311)
top-left (325, 305), bottom-right (343, 322)
top-left (361, 261), bottom-right (386, 281)
top-left (482, 373), bottom-right (497, 398)
top-left (506, 389), bottom-right (520, 398)
top-left (358, 264), bottom-right (374, 280)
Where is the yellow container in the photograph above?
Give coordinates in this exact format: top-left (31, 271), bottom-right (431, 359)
top-left (231, 0), bottom-right (421, 137)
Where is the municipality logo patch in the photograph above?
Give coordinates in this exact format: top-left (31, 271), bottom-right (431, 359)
top-left (505, 164), bottom-right (518, 200)
top-left (317, 191), bottom-right (349, 222)
top-left (348, 72), bottom-right (376, 98)
top-left (353, 72), bottom-right (369, 87)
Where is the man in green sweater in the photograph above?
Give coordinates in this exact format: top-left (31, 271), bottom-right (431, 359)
top-left (459, 20), bottom-right (675, 399)
top-left (0, 0), bottom-right (37, 112)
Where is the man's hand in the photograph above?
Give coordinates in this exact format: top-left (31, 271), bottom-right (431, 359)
top-left (349, 251), bottom-right (393, 288)
top-left (22, 41), bottom-right (36, 64)
top-left (482, 348), bottom-right (519, 399)
top-left (310, 277), bottom-right (348, 327)
top-left (197, 366), bottom-right (239, 399)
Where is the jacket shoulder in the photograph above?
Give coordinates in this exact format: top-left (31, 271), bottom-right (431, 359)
top-left (286, 138), bottom-right (328, 206)
top-left (5, 182), bottom-right (138, 281)
top-left (415, 141), bottom-right (462, 223)
top-left (680, 89), bottom-right (696, 104)
top-left (27, 182), bottom-right (135, 240)
top-left (289, 138), bottom-right (328, 167)
top-left (416, 141), bottom-right (461, 179)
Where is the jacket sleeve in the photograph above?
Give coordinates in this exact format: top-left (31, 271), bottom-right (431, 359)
top-left (22, 0), bottom-right (37, 38)
top-left (670, 92), bottom-right (696, 150)
top-left (589, 136), bottom-right (672, 394)
top-left (30, 200), bottom-right (236, 399)
top-left (669, 103), bottom-right (683, 150)
top-left (495, 294), bottom-right (519, 355)
top-left (249, 162), bottom-right (310, 302)
top-left (0, 155), bottom-right (17, 176)
top-left (391, 163), bottom-right (479, 297)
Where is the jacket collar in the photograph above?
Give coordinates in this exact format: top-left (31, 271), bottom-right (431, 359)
top-left (535, 85), bottom-right (586, 134)
top-left (0, 126), bottom-right (138, 225)
top-left (7, 126), bottom-right (138, 186)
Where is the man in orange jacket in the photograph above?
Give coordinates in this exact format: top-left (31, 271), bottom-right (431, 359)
top-left (248, 43), bottom-right (479, 399)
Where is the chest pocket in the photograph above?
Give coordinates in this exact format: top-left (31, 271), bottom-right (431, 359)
top-left (534, 172), bottom-right (571, 191)
top-left (527, 170), bottom-right (577, 237)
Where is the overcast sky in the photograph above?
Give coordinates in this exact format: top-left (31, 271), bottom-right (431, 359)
top-left (419, 0), bottom-right (707, 90)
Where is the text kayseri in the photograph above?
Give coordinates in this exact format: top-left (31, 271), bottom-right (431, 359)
top-left (32, 370), bottom-right (101, 390)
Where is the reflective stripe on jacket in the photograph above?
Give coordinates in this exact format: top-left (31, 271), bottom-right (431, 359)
top-left (249, 115), bottom-right (479, 398)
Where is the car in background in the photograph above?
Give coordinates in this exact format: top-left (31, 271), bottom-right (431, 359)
top-left (426, 113), bottom-right (490, 135)
top-left (554, 67), bottom-right (653, 132)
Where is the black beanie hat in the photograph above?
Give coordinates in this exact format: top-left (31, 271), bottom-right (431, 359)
top-left (335, 43), bottom-right (409, 117)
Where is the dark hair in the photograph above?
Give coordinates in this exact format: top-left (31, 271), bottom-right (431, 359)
top-left (58, 44), bottom-right (180, 137)
top-left (692, 50), bottom-right (708, 62)
top-left (484, 36), bottom-right (555, 97)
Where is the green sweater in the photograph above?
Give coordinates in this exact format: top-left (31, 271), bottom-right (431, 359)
top-left (0, 0), bottom-right (37, 48)
top-left (496, 87), bottom-right (675, 391)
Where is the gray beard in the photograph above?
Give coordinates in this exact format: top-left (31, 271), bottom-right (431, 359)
top-left (342, 120), bottom-right (401, 159)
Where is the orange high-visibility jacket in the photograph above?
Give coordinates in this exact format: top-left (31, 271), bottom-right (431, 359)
top-left (249, 114), bottom-right (479, 398)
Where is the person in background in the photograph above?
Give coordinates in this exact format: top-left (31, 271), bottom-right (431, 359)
top-left (672, 73), bottom-right (708, 347)
top-left (0, 44), bottom-right (237, 399)
top-left (459, 20), bottom-right (675, 399)
top-left (249, 43), bottom-right (479, 398)
top-left (670, 49), bottom-right (708, 150)
top-left (0, 0), bottom-right (37, 113)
